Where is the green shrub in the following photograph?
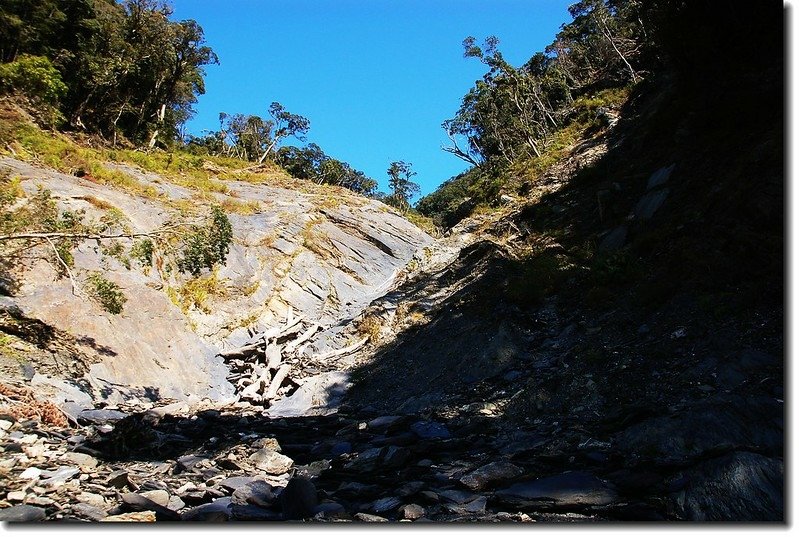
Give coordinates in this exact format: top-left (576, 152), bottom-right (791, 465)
top-left (0, 55), bottom-right (66, 125)
top-left (130, 238), bottom-right (154, 267)
top-left (87, 273), bottom-right (127, 314)
top-left (178, 206), bottom-right (233, 276)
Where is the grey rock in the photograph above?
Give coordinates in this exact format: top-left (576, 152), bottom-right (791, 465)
top-left (231, 480), bottom-right (276, 507)
top-left (354, 512), bottom-right (389, 522)
top-left (495, 471), bottom-right (618, 508)
top-left (439, 489), bottom-right (479, 504)
top-left (330, 441), bottom-right (352, 456)
top-left (77, 409), bottom-right (129, 424)
top-left (230, 503), bottom-right (282, 521)
top-left (249, 448), bottom-right (293, 474)
top-left (633, 188), bottom-right (669, 220)
top-left (120, 492), bottom-right (180, 521)
top-left (646, 163), bottom-right (676, 190)
top-left (382, 445), bottom-right (411, 468)
top-left (372, 496), bottom-right (402, 513)
top-left (266, 371), bottom-right (351, 418)
top-left (279, 477), bottom-right (317, 520)
top-left (672, 452), bottom-right (783, 521)
top-left (396, 481), bottom-right (426, 497)
top-left (410, 420), bottom-right (451, 439)
top-left (0, 504), bottom-right (47, 522)
top-left (367, 415), bottom-right (403, 431)
top-left (106, 470), bottom-right (135, 490)
top-left (314, 502), bottom-right (346, 518)
top-left (598, 225), bottom-right (628, 252)
top-left (181, 502), bottom-right (231, 522)
top-left (459, 461), bottom-right (524, 491)
top-left (219, 476), bottom-right (260, 492)
top-left (72, 503), bottom-right (108, 521)
top-left (444, 496), bottom-right (487, 515)
top-left (40, 466), bottom-right (80, 486)
top-left (400, 503), bottom-right (426, 520)
top-left (61, 452), bottom-right (98, 470)
top-left (139, 489), bottom-right (170, 507)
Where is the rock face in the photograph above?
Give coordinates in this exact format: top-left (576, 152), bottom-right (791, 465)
top-left (0, 156), bottom-right (431, 401)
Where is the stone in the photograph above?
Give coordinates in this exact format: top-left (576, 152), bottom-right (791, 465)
top-left (372, 497), bottom-right (402, 513)
top-left (495, 471), bottom-right (618, 508)
top-left (6, 490), bottom-right (26, 501)
top-left (106, 470), bottom-right (135, 490)
top-left (382, 445), bottom-right (411, 468)
top-left (40, 466), bottom-right (79, 486)
top-left (330, 441), bottom-right (352, 456)
top-left (176, 454), bottom-right (208, 473)
top-left (102, 511), bottom-right (156, 522)
top-left (266, 371), bottom-right (351, 418)
top-left (232, 480), bottom-right (276, 507)
top-left (219, 476), bottom-right (260, 492)
top-left (120, 492), bottom-right (180, 521)
top-left (61, 452), bottom-right (98, 470)
top-left (279, 477), bottom-right (317, 520)
top-left (77, 409), bottom-right (129, 424)
top-left (396, 481), bottom-right (426, 497)
top-left (72, 503), bottom-right (108, 521)
top-left (672, 452), bottom-right (783, 521)
top-left (0, 504), bottom-right (47, 522)
top-left (252, 437), bottom-right (282, 451)
top-left (231, 503), bottom-right (282, 521)
top-left (646, 163), bottom-right (676, 190)
top-left (140, 489), bottom-right (170, 507)
top-left (19, 466), bottom-right (42, 480)
top-left (400, 503), bottom-right (426, 520)
top-left (76, 491), bottom-right (108, 507)
top-left (249, 448), bottom-right (293, 475)
top-left (314, 502), bottom-right (346, 518)
top-left (598, 225), bottom-right (628, 252)
top-left (459, 461), bottom-right (524, 491)
top-left (444, 496), bottom-right (487, 515)
top-left (354, 512), bottom-right (388, 522)
top-left (410, 421), bottom-right (451, 440)
top-left (25, 496), bottom-right (55, 507)
top-left (367, 415), bottom-right (403, 431)
top-left (633, 188), bottom-right (669, 220)
top-left (181, 502), bottom-right (232, 522)
top-left (438, 489), bottom-right (479, 504)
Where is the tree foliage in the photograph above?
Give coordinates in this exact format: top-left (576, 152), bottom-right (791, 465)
top-left (0, 0), bottom-right (218, 146)
top-left (385, 161), bottom-right (420, 213)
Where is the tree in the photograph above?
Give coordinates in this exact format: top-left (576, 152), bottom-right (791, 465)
top-left (385, 161), bottom-right (420, 213)
top-left (257, 102), bottom-right (310, 163)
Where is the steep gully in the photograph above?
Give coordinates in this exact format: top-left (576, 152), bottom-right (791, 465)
top-left (0, 107), bottom-right (784, 521)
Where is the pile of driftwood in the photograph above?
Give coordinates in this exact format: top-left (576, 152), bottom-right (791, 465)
top-left (218, 310), bottom-right (367, 405)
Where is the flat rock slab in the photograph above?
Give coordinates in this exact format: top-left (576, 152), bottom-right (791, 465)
top-left (0, 504), bottom-right (47, 522)
top-left (266, 371), bottom-right (351, 418)
top-left (495, 471), bottom-right (618, 508)
top-left (459, 461), bottom-right (524, 491)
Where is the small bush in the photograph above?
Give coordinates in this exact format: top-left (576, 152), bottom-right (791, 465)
top-left (130, 238), bottom-right (154, 267)
top-left (0, 55), bottom-right (66, 125)
top-left (87, 272), bottom-right (127, 314)
top-left (178, 206), bottom-right (233, 276)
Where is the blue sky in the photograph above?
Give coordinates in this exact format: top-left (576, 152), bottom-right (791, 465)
top-left (170, 0), bottom-right (574, 199)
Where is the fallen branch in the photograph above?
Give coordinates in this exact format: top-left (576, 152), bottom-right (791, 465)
top-left (283, 322), bottom-right (321, 356)
top-left (0, 222), bottom-right (196, 243)
top-left (264, 364), bottom-right (291, 400)
top-left (313, 337), bottom-right (368, 361)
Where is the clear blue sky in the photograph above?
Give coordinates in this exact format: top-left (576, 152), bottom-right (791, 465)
top-left (169, 0), bottom-right (574, 199)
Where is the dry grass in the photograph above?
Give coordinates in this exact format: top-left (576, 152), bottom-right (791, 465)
top-left (0, 382), bottom-right (69, 427)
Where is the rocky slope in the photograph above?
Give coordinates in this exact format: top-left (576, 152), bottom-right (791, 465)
top-left (0, 53), bottom-right (784, 522)
top-left (0, 152), bottom-right (431, 405)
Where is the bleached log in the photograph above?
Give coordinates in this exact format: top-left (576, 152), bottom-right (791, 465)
top-left (283, 323), bottom-right (321, 356)
top-left (265, 343), bottom-right (282, 372)
top-left (313, 337), bottom-right (368, 361)
top-left (218, 342), bottom-right (263, 359)
top-left (264, 364), bottom-right (291, 400)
